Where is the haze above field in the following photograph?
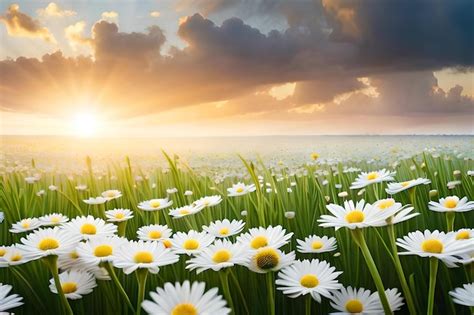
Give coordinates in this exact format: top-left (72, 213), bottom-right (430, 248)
top-left (0, 0), bottom-right (473, 136)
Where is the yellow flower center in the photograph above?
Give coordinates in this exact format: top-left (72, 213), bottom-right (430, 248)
top-left (162, 239), bottom-right (172, 248)
top-left (51, 216), bottom-right (61, 223)
top-left (148, 230), bottom-right (162, 239)
top-left (10, 254), bottom-right (22, 262)
top-left (38, 238), bottom-right (59, 251)
top-left (171, 303), bottom-right (197, 315)
top-left (250, 236), bottom-right (268, 249)
top-left (115, 213), bottom-right (125, 219)
top-left (367, 172), bottom-right (378, 180)
top-left (236, 187), bottom-right (244, 193)
top-left (70, 251), bottom-right (79, 259)
top-left (378, 199), bottom-right (395, 210)
top-left (150, 200), bottom-right (161, 208)
top-left (107, 191), bottom-right (116, 197)
top-left (0, 249), bottom-right (5, 257)
top-left (62, 282), bottom-right (78, 294)
top-left (183, 239), bottom-right (199, 250)
top-left (300, 274), bottom-right (319, 288)
top-left (345, 210), bottom-right (365, 223)
top-left (21, 222), bottom-right (30, 228)
top-left (80, 223), bottom-right (97, 235)
top-left (179, 209), bottom-right (190, 215)
top-left (219, 227), bottom-right (229, 236)
top-left (401, 181), bottom-right (411, 187)
top-left (255, 248), bottom-right (280, 270)
top-left (444, 198), bottom-right (458, 209)
top-left (94, 245), bottom-right (113, 257)
top-left (311, 241), bottom-right (324, 250)
top-left (345, 299), bottom-right (364, 313)
top-left (456, 231), bottom-right (470, 240)
top-left (212, 249), bottom-right (232, 263)
top-left (134, 251), bottom-right (153, 263)
top-left (421, 239), bottom-right (443, 253)
top-left (311, 153), bottom-right (319, 160)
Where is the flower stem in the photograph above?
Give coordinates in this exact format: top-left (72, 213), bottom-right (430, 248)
top-left (117, 221), bottom-right (127, 237)
top-left (351, 229), bottom-right (392, 315)
top-left (305, 294), bottom-right (312, 315)
top-left (446, 212), bottom-right (455, 232)
top-left (135, 268), bottom-right (148, 315)
top-left (103, 262), bottom-right (135, 313)
top-left (44, 255), bottom-right (74, 315)
top-left (266, 273), bottom-right (275, 315)
top-left (219, 270), bottom-right (235, 314)
top-left (387, 224), bottom-right (417, 314)
top-left (229, 270), bottom-right (249, 314)
top-left (427, 257), bottom-right (438, 315)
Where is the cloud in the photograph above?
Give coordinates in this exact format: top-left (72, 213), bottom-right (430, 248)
top-left (37, 2), bottom-right (76, 17)
top-left (65, 21), bottom-right (91, 50)
top-left (150, 11), bottom-right (161, 18)
top-left (101, 11), bottom-right (118, 23)
top-left (0, 4), bottom-right (57, 43)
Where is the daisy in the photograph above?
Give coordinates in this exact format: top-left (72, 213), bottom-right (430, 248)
top-left (39, 213), bottom-right (69, 226)
top-left (227, 182), bottom-right (256, 197)
top-left (57, 249), bottom-right (111, 281)
top-left (296, 235), bottom-right (337, 254)
top-left (10, 218), bottom-right (43, 233)
top-left (141, 281), bottom-right (230, 315)
top-left (49, 270), bottom-right (97, 300)
top-left (396, 230), bottom-right (473, 267)
top-left (371, 198), bottom-right (419, 226)
top-left (276, 259), bottom-right (342, 302)
top-left (237, 225), bottom-right (293, 250)
top-left (101, 189), bottom-right (122, 200)
top-left (186, 239), bottom-right (249, 273)
top-left (61, 215), bottom-right (117, 240)
top-left (0, 283), bottom-right (23, 313)
top-left (246, 247), bottom-right (295, 273)
top-left (203, 219), bottom-right (245, 238)
top-left (105, 208), bottom-right (133, 222)
top-left (450, 228), bottom-right (473, 241)
top-left (171, 230), bottom-right (215, 255)
top-left (329, 286), bottom-right (403, 314)
top-left (428, 196), bottom-right (474, 212)
top-left (350, 169), bottom-right (395, 189)
top-left (137, 224), bottom-right (172, 241)
top-left (17, 227), bottom-right (81, 260)
top-left (75, 184), bottom-right (87, 191)
top-left (0, 245), bottom-right (31, 266)
top-left (137, 198), bottom-right (173, 211)
top-left (318, 200), bottom-right (398, 230)
top-left (193, 195), bottom-right (223, 208)
top-left (113, 240), bottom-right (179, 274)
top-left (449, 283), bottom-right (474, 307)
top-left (169, 204), bottom-right (204, 218)
top-left (385, 178), bottom-right (431, 195)
top-left (83, 197), bottom-right (107, 205)
top-left (76, 236), bottom-right (127, 267)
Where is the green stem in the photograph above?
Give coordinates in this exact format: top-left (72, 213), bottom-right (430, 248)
top-left (351, 229), bottom-right (392, 315)
top-left (446, 212), bottom-right (455, 232)
top-left (427, 257), bottom-right (438, 315)
top-left (387, 224), bottom-right (417, 314)
top-left (117, 221), bottom-right (127, 237)
top-left (305, 294), bottom-right (312, 315)
top-left (44, 255), bottom-right (74, 315)
top-left (408, 187), bottom-right (416, 209)
top-left (229, 270), bottom-right (249, 314)
top-left (266, 273), bottom-right (275, 315)
top-left (135, 269), bottom-right (148, 315)
top-left (103, 262), bottom-right (135, 313)
top-left (219, 270), bottom-right (235, 314)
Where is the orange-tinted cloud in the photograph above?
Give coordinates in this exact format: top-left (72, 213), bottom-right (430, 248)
top-left (37, 2), bottom-right (76, 18)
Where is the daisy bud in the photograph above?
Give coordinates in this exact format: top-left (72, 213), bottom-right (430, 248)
top-left (284, 211), bottom-right (295, 219)
top-left (287, 188), bottom-right (293, 193)
top-left (429, 190), bottom-right (438, 199)
top-left (338, 191), bottom-right (348, 198)
top-left (335, 184), bottom-right (342, 189)
top-left (184, 190), bottom-right (193, 196)
top-left (333, 252), bottom-right (341, 257)
top-left (357, 188), bottom-right (366, 196)
top-left (453, 170), bottom-right (461, 178)
top-left (410, 165), bottom-right (416, 171)
top-left (421, 162), bottom-right (426, 169)
top-left (325, 196), bottom-right (331, 202)
top-left (241, 210), bottom-right (248, 217)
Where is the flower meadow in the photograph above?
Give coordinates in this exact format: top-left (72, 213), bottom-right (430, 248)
top-left (0, 151), bottom-right (473, 315)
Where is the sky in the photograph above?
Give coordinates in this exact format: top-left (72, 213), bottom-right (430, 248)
top-left (0, 0), bottom-right (473, 137)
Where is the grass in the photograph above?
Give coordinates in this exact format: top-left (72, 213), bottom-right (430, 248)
top-left (0, 151), bottom-right (473, 314)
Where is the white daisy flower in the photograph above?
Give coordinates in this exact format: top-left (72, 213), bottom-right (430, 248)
top-left (318, 200), bottom-right (398, 231)
top-left (227, 182), bottom-right (256, 197)
top-left (276, 259), bottom-right (342, 302)
top-left (105, 208), bottom-right (133, 222)
top-left (76, 236), bottom-right (127, 267)
top-left (0, 283), bottom-right (23, 313)
top-left (296, 235), bottom-right (337, 254)
top-left (137, 224), bottom-right (173, 241)
top-left (48, 185), bottom-right (58, 191)
top-left (0, 246), bottom-right (8, 260)
top-left (61, 215), bottom-right (117, 240)
top-left (329, 286), bottom-right (403, 314)
top-left (449, 283), bottom-right (474, 307)
top-left (75, 184), bottom-right (87, 191)
top-left (49, 270), bottom-right (97, 300)
top-left (25, 176), bottom-right (39, 184)
top-left (83, 197), bottom-right (107, 205)
top-left (193, 195), bottom-right (223, 208)
top-left (17, 227), bottom-right (81, 260)
top-left (350, 169), bottom-right (395, 189)
top-left (202, 219), bottom-right (245, 238)
top-left (36, 189), bottom-right (45, 197)
top-left (10, 218), bottom-right (43, 233)
top-left (371, 198), bottom-right (419, 226)
top-left (171, 230), bottom-right (215, 255)
top-left (169, 204), bottom-right (204, 219)
top-left (141, 281), bottom-right (230, 315)
top-left (57, 249), bottom-right (110, 281)
top-left (184, 190), bottom-right (193, 196)
top-left (429, 196), bottom-right (474, 213)
top-left (449, 228), bottom-right (473, 241)
top-left (237, 225), bottom-right (293, 250)
top-left (246, 247), bottom-right (295, 273)
top-left (137, 198), bottom-right (173, 211)
top-left (0, 245), bottom-right (31, 266)
top-left (166, 188), bottom-right (178, 194)
top-left (186, 239), bottom-right (250, 274)
top-left (396, 230), bottom-right (473, 267)
top-left (385, 177), bottom-right (431, 195)
top-left (39, 213), bottom-right (69, 226)
top-left (101, 189), bottom-right (122, 200)
top-left (113, 240), bottom-right (179, 274)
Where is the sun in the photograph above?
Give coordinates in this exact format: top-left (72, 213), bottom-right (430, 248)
top-left (71, 112), bottom-right (100, 137)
